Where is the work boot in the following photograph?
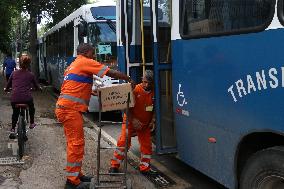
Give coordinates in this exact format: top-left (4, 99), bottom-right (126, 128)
top-left (79, 175), bottom-right (93, 182)
top-left (65, 180), bottom-right (90, 189)
top-left (140, 168), bottom-right (157, 176)
top-left (23, 135), bottom-right (28, 142)
top-left (108, 167), bottom-right (119, 175)
top-left (9, 128), bottom-right (16, 139)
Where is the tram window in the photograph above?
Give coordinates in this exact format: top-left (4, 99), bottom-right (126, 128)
top-left (180, 0), bottom-right (274, 38)
top-left (278, 0), bottom-right (284, 26)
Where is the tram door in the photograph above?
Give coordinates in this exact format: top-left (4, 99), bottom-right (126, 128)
top-left (152, 0), bottom-right (177, 153)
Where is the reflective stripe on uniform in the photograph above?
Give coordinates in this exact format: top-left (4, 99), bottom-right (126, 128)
top-left (141, 154), bottom-right (151, 159)
top-left (59, 94), bottom-right (89, 105)
top-left (64, 73), bottom-right (93, 84)
top-left (67, 161), bottom-right (82, 167)
top-left (66, 171), bottom-right (80, 177)
top-left (97, 65), bottom-right (108, 77)
top-left (112, 157), bottom-right (122, 164)
top-left (140, 161), bottom-right (150, 167)
top-left (56, 104), bottom-right (66, 109)
top-left (115, 149), bottom-right (125, 157)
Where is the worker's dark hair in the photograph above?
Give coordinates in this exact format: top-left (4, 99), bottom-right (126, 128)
top-left (144, 70), bottom-right (154, 83)
top-left (77, 43), bottom-right (94, 57)
top-left (19, 54), bottom-right (31, 69)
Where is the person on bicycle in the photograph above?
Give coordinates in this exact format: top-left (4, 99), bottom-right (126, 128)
top-left (55, 43), bottom-right (134, 189)
top-left (4, 54), bottom-right (41, 140)
top-left (3, 52), bottom-right (17, 81)
top-left (109, 70), bottom-right (155, 175)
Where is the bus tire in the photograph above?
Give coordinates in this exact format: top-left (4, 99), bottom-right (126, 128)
top-left (240, 146), bottom-right (284, 189)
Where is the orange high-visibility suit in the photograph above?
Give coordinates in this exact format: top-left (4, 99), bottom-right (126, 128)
top-left (55, 55), bottom-right (109, 185)
top-left (111, 83), bottom-right (154, 172)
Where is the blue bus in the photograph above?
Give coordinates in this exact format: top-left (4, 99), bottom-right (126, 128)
top-left (38, 0), bottom-right (118, 112)
top-left (116, 0), bottom-right (284, 188)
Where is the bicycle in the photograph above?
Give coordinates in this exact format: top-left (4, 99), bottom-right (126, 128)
top-left (4, 87), bottom-right (33, 159)
top-left (4, 86), bottom-right (46, 159)
top-left (15, 103), bottom-right (29, 159)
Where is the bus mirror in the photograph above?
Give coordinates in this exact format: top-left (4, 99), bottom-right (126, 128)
top-left (78, 22), bottom-right (87, 37)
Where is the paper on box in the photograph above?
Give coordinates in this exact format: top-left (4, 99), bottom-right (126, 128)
top-left (98, 83), bottom-right (134, 112)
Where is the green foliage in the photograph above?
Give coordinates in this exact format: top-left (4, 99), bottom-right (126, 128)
top-left (0, 0), bottom-right (22, 53)
top-left (11, 14), bottom-right (30, 54)
top-left (51, 0), bottom-right (87, 26)
top-left (37, 24), bottom-right (49, 37)
top-left (0, 0), bottom-right (88, 54)
top-left (33, 0), bottom-right (88, 30)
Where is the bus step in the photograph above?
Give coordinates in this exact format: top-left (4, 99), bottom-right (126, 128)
top-left (99, 172), bottom-right (126, 176)
top-left (100, 147), bottom-right (126, 150)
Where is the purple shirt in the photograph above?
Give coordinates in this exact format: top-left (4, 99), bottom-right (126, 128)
top-left (6, 69), bottom-right (39, 103)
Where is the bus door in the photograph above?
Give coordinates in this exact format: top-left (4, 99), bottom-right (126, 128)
top-left (119, 0), bottom-right (154, 80)
top-left (120, 0), bottom-right (177, 153)
top-left (152, 0), bottom-right (177, 154)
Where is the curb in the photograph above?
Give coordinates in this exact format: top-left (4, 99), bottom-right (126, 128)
top-left (83, 115), bottom-right (190, 189)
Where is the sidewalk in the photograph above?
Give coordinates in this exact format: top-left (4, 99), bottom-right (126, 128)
top-left (0, 73), bottom-right (156, 189)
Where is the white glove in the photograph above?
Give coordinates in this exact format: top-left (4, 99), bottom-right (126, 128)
top-left (149, 119), bottom-right (155, 132)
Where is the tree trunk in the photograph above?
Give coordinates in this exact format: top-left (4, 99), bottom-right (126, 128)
top-left (29, 10), bottom-right (38, 78)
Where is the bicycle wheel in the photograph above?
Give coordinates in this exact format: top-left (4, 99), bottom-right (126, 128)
top-left (17, 115), bottom-right (25, 159)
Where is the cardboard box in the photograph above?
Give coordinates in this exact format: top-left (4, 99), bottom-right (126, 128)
top-left (98, 83), bottom-right (134, 112)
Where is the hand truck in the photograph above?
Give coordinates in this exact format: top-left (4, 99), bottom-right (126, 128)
top-left (90, 91), bottom-right (132, 189)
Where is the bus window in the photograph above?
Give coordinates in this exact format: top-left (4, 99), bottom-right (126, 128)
top-left (278, 0), bottom-right (284, 26)
top-left (58, 27), bottom-right (66, 57)
top-left (180, 0), bottom-right (275, 38)
top-left (88, 22), bottom-right (117, 69)
top-left (91, 6), bottom-right (116, 19)
top-left (55, 31), bottom-right (59, 57)
top-left (66, 22), bottom-right (74, 57)
top-left (120, 0), bottom-right (133, 45)
top-left (158, 0), bottom-right (171, 64)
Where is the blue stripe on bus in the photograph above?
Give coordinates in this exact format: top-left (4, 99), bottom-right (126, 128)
top-left (64, 73), bottom-right (93, 84)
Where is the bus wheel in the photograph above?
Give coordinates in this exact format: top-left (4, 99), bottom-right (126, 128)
top-left (240, 146), bottom-right (284, 189)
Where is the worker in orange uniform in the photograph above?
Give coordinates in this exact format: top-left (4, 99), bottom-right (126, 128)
top-left (55, 43), bottom-right (134, 189)
top-left (109, 70), bottom-right (155, 175)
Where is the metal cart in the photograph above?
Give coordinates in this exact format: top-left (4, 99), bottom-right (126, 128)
top-left (90, 91), bottom-right (132, 189)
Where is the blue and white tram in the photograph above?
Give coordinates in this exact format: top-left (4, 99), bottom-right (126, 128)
top-left (117, 0), bottom-right (284, 188)
top-left (38, 0), bottom-right (118, 112)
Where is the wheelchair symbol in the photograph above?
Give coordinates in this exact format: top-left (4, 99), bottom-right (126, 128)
top-left (177, 84), bottom-right (187, 107)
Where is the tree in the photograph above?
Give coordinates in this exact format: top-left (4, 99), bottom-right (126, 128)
top-left (0, 0), bottom-right (22, 54)
top-left (1, 0), bottom-right (88, 77)
top-left (51, 0), bottom-right (87, 26)
top-left (22, 0), bottom-right (87, 77)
